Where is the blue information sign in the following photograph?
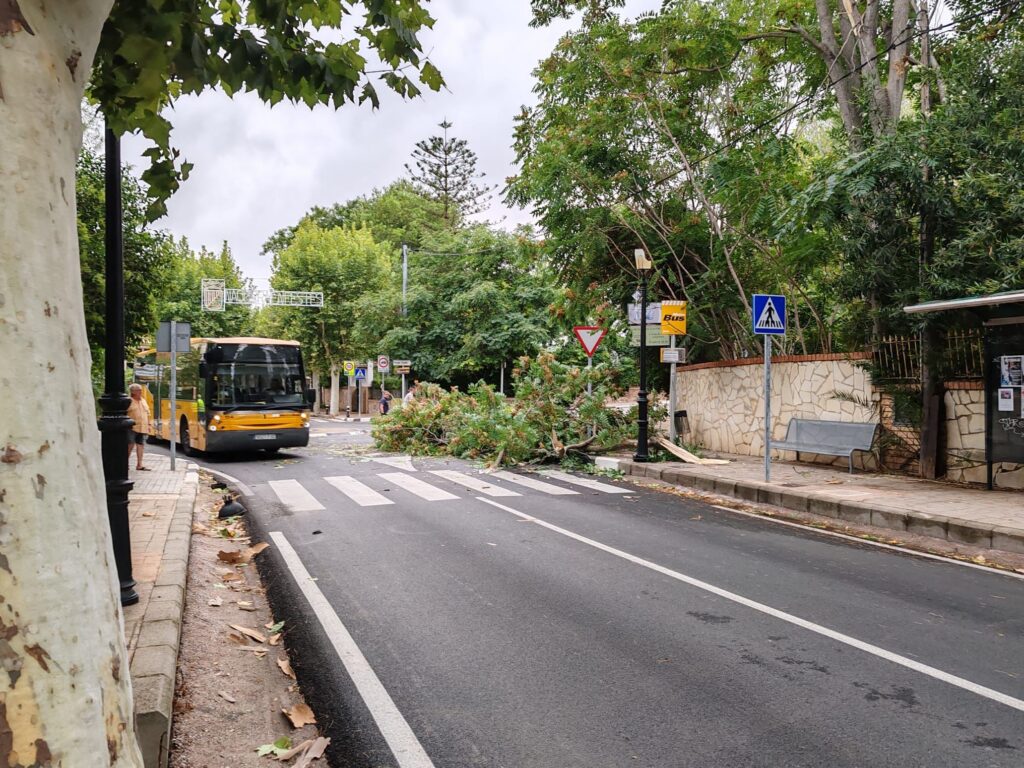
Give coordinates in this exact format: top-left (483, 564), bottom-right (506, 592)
top-left (354, 366), bottom-right (367, 381)
top-left (752, 294), bottom-right (786, 335)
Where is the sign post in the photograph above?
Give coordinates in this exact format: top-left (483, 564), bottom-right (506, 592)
top-left (354, 366), bottom-right (367, 415)
top-left (660, 302), bottom-right (687, 443)
top-left (574, 326), bottom-right (607, 437)
top-left (752, 294), bottom-right (786, 482)
top-left (377, 355), bottom-right (390, 388)
top-left (157, 320), bottom-right (191, 471)
top-left (393, 360), bottom-right (411, 399)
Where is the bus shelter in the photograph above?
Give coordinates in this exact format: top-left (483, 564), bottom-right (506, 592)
top-left (905, 289), bottom-right (1024, 489)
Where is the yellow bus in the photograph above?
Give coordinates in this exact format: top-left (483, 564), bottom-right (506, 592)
top-left (134, 336), bottom-right (312, 454)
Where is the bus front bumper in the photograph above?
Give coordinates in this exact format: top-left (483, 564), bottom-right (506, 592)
top-left (205, 427), bottom-right (309, 452)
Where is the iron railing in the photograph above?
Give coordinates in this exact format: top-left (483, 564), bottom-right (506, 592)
top-left (873, 329), bottom-right (984, 382)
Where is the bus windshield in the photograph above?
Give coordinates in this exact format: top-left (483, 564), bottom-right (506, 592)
top-left (208, 342), bottom-right (306, 409)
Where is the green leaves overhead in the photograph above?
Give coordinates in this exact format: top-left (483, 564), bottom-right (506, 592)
top-left (90, 1), bottom-right (444, 219)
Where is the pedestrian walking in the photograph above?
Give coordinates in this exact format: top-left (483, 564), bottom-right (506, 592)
top-left (378, 390), bottom-right (393, 415)
top-left (127, 383), bottom-right (152, 471)
top-left (403, 382), bottom-right (418, 404)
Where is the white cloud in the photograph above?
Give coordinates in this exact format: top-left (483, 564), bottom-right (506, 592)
top-left (121, 0), bottom-right (660, 279)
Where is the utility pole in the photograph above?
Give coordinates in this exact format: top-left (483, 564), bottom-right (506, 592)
top-left (402, 243), bottom-right (409, 316)
top-left (918, 0), bottom-right (941, 479)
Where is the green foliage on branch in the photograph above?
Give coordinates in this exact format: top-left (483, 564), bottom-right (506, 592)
top-left (89, 0), bottom-right (444, 218)
top-left (371, 352), bottom-right (640, 465)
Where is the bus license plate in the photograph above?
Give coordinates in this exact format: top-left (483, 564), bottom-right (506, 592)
top-left (254, 434), bottom-right (276, 441)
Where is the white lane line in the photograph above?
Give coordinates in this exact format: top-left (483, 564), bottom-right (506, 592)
top-left (378, 472), bottom-right (459, 502)
top-left (373, 456), bottom-right (418, 472)
top-left (538, 469), bottom-right (631, 494)
top-left (708, 505), bottom-right (1024, 582)
top-left (429, 470), bottom-right (521, 497)
top-left (490, 471), bottom-right (579, 496)
top-left (477, 497), bottom-right (1024, 714)
top-left (269, 532), bottom-right (435, 768)
top-left (202, 468), bottom-right (253, 497)
top-left (268, 479), bottom-right (325, 512)
top-left (325, 476), bottom-right (394, 507)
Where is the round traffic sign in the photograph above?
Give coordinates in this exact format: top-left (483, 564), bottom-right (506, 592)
top-left (377, 355), bottom-right (390, 370)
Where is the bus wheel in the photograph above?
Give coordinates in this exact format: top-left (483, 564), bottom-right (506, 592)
top-left (179, 418), bottom-right (193, 457)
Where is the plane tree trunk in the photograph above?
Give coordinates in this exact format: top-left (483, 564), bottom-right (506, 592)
top-left (0, 1), bottom-right (143, 765)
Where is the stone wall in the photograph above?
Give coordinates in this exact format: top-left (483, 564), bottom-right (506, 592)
top-left (944, 383), bottom-right (1024, 489)
top-left (675, 353), bottom-right (877, 469)
top-left (675, 356), bottom-right (1024, 487)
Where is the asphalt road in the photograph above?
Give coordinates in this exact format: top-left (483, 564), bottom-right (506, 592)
top-left (180, 418), bottom-right (1024, 768)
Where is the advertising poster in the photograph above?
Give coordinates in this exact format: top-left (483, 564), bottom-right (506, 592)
top-left (998, 387), bottom-right (1015, 411)
top-left (1000, 355), bottom-right (1023, 386)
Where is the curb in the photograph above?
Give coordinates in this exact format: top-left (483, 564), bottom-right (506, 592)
top-left (131, 469), bottom-right (199, 768)
top-left (614, 460), bottom-right (1024, 555)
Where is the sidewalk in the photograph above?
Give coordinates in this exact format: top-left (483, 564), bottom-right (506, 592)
top-left (123, 454), bottom-right (199, 768)
top-left (607, 453), bottom-right (1024, 554)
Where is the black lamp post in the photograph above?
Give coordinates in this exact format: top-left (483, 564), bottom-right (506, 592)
top-left (98, 124), bottom-right (138, 606)
top-left (633, 248), bottom-right (653, 462)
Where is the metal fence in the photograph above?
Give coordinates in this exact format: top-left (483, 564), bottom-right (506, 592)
top-left (873, 329), bottom-right (984, 382)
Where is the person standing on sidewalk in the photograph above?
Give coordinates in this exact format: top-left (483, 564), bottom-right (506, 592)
top-left (378, 390), bottom-right (393, 416)
top-left (127, 383), bottom-right (152, 471)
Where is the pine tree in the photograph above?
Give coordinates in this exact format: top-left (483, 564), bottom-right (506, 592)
top-left (405, 119), bottom-right (493, 225)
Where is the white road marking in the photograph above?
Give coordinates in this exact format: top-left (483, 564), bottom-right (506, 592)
top-left (378, 472), bottom-right (459, 502)
top-left (708, 504), bottom-right (1024, 582)
top-left (268, 479), bottom-right (324, 512)
top-left (477, 497), bottom-right (1024, 714)
top-left (373, 456), bottom-right (418, 472)
top-left (202, 468), bottom-right (253, 497)
top-left (490, 471), bottom-right (580, 496)
top-left (429, 470), bottom-right (521, 497)
top-left (538, 469), bottom-right (631, 494)
top-left (325, 476), bottom-right (394, 507)
top-left (269, 533), bottom-right (436, 768)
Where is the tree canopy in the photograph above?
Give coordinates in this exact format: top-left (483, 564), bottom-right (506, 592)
top-left (89, 0), bottom-right (444, 217)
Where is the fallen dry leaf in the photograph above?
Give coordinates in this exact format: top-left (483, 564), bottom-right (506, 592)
top-left (141, 510), bottom-right (156, 517)
top-left (282, 702), bottom-right (316, 728)
top-left (229, 624), bottom-right (267, 643)
top-left (293, 737), bottom-right (330, 767)
top-left (218, 550), bottom-right (244, 564)
top-left (254, 649), bottom-right (268, 659)
top-left (277, 657), bottom-right (296, 680)
top-left (243, 542), bottom-right (270, 563)
top-left (227, 633), bottom-right (248, 645)
top-left (192, 523), bottom-right (209, 534)
top-left (208, 596), bottom-right (223, 607)
top-left (217, 691), bottom-right (237, 703)
top-left (275, 739), bottom-right (315, 761)
top-left (237, 601), bottom-right (256, 611)
top-left (221, 572), bottom-right (243, 583)
top-left (269, 634), bottom-right (281, 646)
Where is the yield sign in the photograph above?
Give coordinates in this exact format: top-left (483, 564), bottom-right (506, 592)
top-left (573, 326), bottom-right (607, 357)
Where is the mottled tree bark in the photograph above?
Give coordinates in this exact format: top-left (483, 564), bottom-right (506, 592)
top-left (0, 0), bottom-right (143, 764)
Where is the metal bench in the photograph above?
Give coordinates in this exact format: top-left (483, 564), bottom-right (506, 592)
top-left (770, 418), bottom-right (877, 474)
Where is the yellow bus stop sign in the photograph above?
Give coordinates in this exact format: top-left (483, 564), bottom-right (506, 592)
top-left (661, 301), bottom-right (687, 335)
top-left (343, 360), bottom-right (355, 376)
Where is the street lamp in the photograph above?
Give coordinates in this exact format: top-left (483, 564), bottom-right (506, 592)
top-left (98, 124), bottom-right (138, 606)
top-left (634, 247), bottom-right (653, 462)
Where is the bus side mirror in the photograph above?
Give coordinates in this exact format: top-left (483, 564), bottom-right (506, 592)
top-left (305, 388), bottom-right (316, 406)
top-left (198, 361), bottom-right (208, 378)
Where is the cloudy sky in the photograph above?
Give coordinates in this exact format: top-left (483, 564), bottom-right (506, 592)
top-left (121, 0), bottom-right (659, 281)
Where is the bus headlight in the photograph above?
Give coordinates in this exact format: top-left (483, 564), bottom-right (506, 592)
top-left (212, 414), bottom-right (222, 424)
top-left (209, 425), bottom-right (217, 432)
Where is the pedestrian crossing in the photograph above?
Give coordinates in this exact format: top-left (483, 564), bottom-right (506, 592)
top-left (266, 465), bottom-right (628, 512)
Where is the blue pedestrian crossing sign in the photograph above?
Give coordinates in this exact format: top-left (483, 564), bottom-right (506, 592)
top-left (752, 294), bottom-right (786, 335)
top-left (354, 366), bottom-right (367, 381)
